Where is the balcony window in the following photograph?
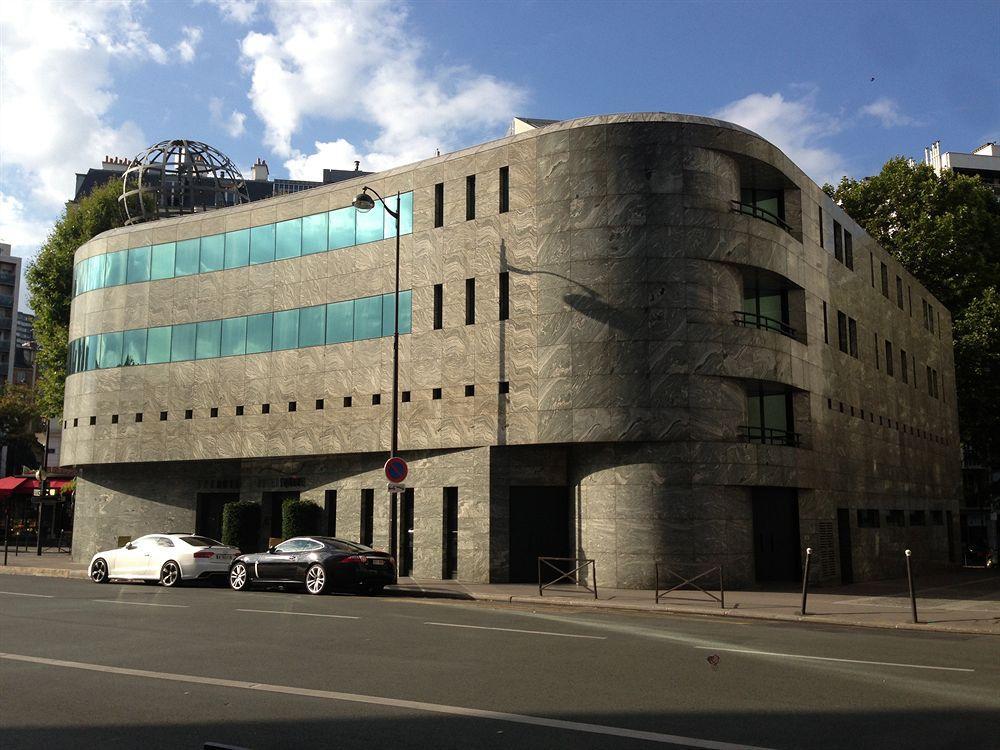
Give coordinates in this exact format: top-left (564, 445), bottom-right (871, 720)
top-left (734, 188), bottom-right (791, 234)
top-left (735, 280), bottom-right (794, 338)
top-left (742, 382), bottom-right (799, 447)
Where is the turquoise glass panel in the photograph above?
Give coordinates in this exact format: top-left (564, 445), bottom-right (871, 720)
top-left (150, 243), bottom-right (176, 280)
top-left (104, 250), bottom-right (127, 287)
top-left (383, 192), bottom-right (412, 236)
top-left (199, 234), bottom-right (225, 272)
top-left (170, 323), bottom-right (196, 362)
top-left (97, 331), bottom-right (122, 369)
top-left (250, 224), bottom-right (275, 265)
top-left (301, 212), bottom-right (328, 255)
top-left (326, 300), bottom-right (354, 344)
top-left (196, 320), bottom-right (222, 360)
top-left (72, 263), bottom-right (81, 296)
top-left (246, 313), bottom-right (273, 354)
top-left (298, 305), bottom-right (326, 347)
top-left (381, 292), bottom-right (399, 336)
top-left (174, 239), bottom-right (200, 277)
top-left (354, 295), bottom-right (382, 340)
top-left (398, 289), bottom-right (412, 334)
top-left (86, 254), bottom-right (106, 292)
top-left (272, 309), bottom-right (299, 351)
top-left (126, 246), bottom-right (151, 284)
top-left (224, 229), bottom-right (250, 269)
top-left (84, 335), bottom-right (98, 371)
top-left (356, 202), bottom-right (385, 244)
top-left (146, 326), bottom-right (172, 364)
top-left (328, 206), bottom-right (355, 249)
top-left (122, 329), bottom-right (147, 366)
top-left (221, 317), bottom-right (247, 357)
top-left (275, 218), bottom-right (302, 260)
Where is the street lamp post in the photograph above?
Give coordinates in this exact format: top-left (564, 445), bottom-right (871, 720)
top-left (352, 187), bottom-right (402, 564)
top-left (21, 341), bottom-right (49, 556)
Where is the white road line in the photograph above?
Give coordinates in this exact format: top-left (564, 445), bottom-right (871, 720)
top-left (0, 652), bottom-right (772, 750)
top-left (0, 591), bottom-right (54, 598)
top-left (424, 621), bottom-right (606, 640)
top-left (237, 609), bottom-right (360, 620)
top-left (695, 646), bottom-right (975, 673)
top-left (92, 600), bottom-right (188, 608)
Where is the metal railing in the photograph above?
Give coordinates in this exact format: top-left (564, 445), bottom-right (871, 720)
top-left (654, 564), bottom-right (726, 608)
top-left (732, 310), bottom-right (797, 338)
top-left (730, 200), bottom-right (794, 234)
top-left (537, 557), bottom-right (598, 599)
top-left (740, 424), bottom-right (801, 447)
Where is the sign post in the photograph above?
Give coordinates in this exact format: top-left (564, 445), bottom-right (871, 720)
top-left (384, 457), bottom-right (408, 484)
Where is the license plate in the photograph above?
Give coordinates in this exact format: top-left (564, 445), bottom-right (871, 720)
top-left (370, 558), bottom-right (386, 566)
top-left (215, 554), bottom-right (231, 560)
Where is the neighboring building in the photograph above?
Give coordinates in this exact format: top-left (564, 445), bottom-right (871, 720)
top-left (924, 141), bottom-right (1000, 196)
top-left (16, 311), bottom-right (35, 347)
top-left (62, 114), bottom-right (962, 588)
top-left (72, 154), bottom-right (368, 204)
top-left (0, 243), bottom-right (22, 386)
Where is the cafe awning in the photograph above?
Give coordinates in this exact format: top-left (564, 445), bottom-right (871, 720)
top-left (0, 476), bottom-right (73, 499)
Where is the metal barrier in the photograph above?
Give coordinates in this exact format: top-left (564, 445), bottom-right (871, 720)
top-left (537, 557), bottom-right (598, 599)
top-left (654, 564), bottom-right (725, 609)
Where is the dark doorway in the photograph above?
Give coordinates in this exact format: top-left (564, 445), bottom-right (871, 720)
top-left (836, 508), bottom-right (854, 585)
top-left (508, 485), bottom-right (570, 583)
top-left (752, 488), bottom-right (801, 583)
top-left (443, 487), bottom-right (458, 579)
top-left (324, 490), bottom-right (337, 536)
top-left (264, 491), bottom-right (300, 542)
top-left (400, 488), bottom-right (414, 576)
top-left (360, 489), bottom-right (374, 546)
top-left (196, 493), bottom-right (238, 541)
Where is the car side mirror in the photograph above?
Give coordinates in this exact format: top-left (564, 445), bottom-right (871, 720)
top-left (267, 546), bottom-right (276, 554)
top-left (125, 542), bottom-right (135, 550)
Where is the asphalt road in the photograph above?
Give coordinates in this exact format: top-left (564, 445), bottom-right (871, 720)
top-left (1, 576), bottom-right (997, 750)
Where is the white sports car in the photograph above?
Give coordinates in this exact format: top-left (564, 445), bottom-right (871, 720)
top-left (89, 534), bottom-right (240, 587)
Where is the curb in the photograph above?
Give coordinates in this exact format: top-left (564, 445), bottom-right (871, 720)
top-left (0, 566), bottom-right (88, 580)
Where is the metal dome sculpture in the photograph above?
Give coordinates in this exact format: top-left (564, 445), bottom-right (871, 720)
top-left (120, 139), bottom-right (249, 225)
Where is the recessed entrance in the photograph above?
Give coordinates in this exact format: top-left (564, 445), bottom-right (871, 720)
top-left (751, 487), bottom-right (801, 583)
top-left (195, 493), bottom-right (239, 541)
top-left (508, 485), bottom-right (570, 583)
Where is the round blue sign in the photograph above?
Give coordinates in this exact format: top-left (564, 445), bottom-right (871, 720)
top-left (384, 457), bottom-right (408, 483)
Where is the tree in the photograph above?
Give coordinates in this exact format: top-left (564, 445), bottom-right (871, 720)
top-left (825, 158), bottom-right (1000, 463)
top-left (0, 384), bottom-right (41, 471)
top-left (25, 179), bottom-right (126, 417)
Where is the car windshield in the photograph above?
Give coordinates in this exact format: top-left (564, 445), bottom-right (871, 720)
top-left (180, 536), bottom-right (224, 547)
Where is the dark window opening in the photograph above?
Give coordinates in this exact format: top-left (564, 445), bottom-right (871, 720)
top-left (90, 415), bottom-right (97, 425)
top-left (434, 182), bottom-right (444, 228)
top-left (236, 405), bottom-right (244, 416)
top-left (499, 271), bottom-right (509, 321)
top-left (262, 403), bottom-right (270, 414)
top-left (499, 166), bottom-right (509, 214)
top-left (874, 333), bottom-right (880, 370)
top-left (743, 381), bottom-right (798, 446)
top-left (857, 509), bottom-right (880, 528)
top-left (843, 229), bottom-right (853, 269)
top-left (896, 276), bottom-right (904, 309)
top-left (881, 262), bottom-right (889, 298)
top-left (372, 394), bottom-right (381, 405)
top-left (833, 220), bottom-right (843, 262)
top-left (432, 388), bottom-right (442, 400)
top-left (869, 253), bottom-right (875, 287)
top-left (837, 311), bottom-right (848, 354)
top-left (288, 401), bottom-right (296, 412)
top-left (111, 414), bottom-right (119, 424)
top-left (900, 349), bottom-right (908, 383)
top-left (465, 384), bottom-right (475, 397)
top-left (343, 396), bottom-right (352, 407)
top-left (818, 205), bottom-right (824, 248)
top-left (822, 301), bottom-right (829, 344)
top-left (73, 418), bottom-right (78, 427)
top-left (885, 509), bottom-right (906, 527)
top-left (210, 407), bottom-right (219, 418)
top-left (499, 381), bottom-right (509, 394)
top-left (185, 409), bottom-right (193, 420)
top-left (466, 175), bottom-right (476, 220)
top-left (433, 283), bottom-right (443, 330)
top-left (315, 399), bottom-right (324, 410)
top-left (465, 277), bottom-right (475, 325)
top-left (160, 411), bottom-right (168, 421)
top-left (885, 340), bottom-right (894, 377)
top-left (360, 489), bottom-right (374, 547)
top-left (402, 391), bottom-right (411, 402)
top-left (324, 490), bottom-right (337, 537)
top-left (848, 317), bottom-right (858, 358)
top-left (135, 413), bottom-right (143, 423)
top-left (443, 487), bottom-right (458, 579)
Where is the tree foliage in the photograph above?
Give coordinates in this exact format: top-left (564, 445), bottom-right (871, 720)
top-left (25, 179), bottom-right (125, 417)
top-left (825, 158), bottom-right (1000, 460)
top-left (0, 384), bottom-right (40, 468)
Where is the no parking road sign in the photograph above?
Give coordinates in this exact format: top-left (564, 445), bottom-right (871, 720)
top-left (384, 457), bottom-right (408, 483)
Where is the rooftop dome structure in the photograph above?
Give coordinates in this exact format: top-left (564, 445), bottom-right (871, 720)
top-left (120, 139), bottom-right (249, 225)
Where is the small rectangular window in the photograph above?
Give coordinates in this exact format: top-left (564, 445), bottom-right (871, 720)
top-left (210, 407), bottom-right (219, 418)
top-left (402, 391), bottom-right (411, 403)
top-left (185, 409), bottom-right (193, 420)
top-left (432, 388), bottom-right (442, 400)
top-left (836, 311), bottom-right (848, 353)
top-left (833, 220), bottom-right (843, 262)
top-left (465, 384), bottom-right (475, 397)
top-left (908, 286), bottom-right (913, 316)
top-left (433, 283), bottom-right (443, 330)
top-left (135, 412), bottom-right (143, 423)
top-left (900, 349), bottom-right (908, 383)
top-left (465, 278), bottom-right (476, 325)
top-left (857, 509), bottom-right (880, 528)
top-left (315, 399), bottom-right (324, 410)
top-left (498, 381), bottom-right (509, 394)
top-left (874, 333), bottom-right (880, 370)
top-left (343, 396), bottom-right (352, 407)
top-left (499, 166), bottom-right (509, 214)
top-left (885, 340), bottom-right (894, 376)
top-left (466, 175), bottom-right (476, 220)
top-left (288, 401), bottom-right (297, 412)
top-left (895, 276), bottom-right (904, 309)
top-left (159, 411), bottom-right (168, 421)
top-left (843, 229), bottom-right (853, 269)
top-left (262, 403), bottom-right (270, 414)
top-left (499, 271), bottom-right (509, 321)
top-left (90, 415), bottom-right (96, 426)
top-left (372, 394), bottom-right (381, 405)
top-left (869, 253), bottom-right (875, 288)
top-left (236, 405), bottom-right (244, 416)
top-left (434, 182), bottom-right (444, 228)
top-left (881, 263), bottom-right (889, 297)
top-left (818, 205), bottom-right (824, 248)
top-left (848, 317), bottom-right (858, 358)
top-left (822, 301), bottom-right (829, 344)
top-left (111, 414), bottom-right (119, 424)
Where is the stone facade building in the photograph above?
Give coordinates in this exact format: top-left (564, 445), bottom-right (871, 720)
top-left (62, 114), bottom-right (961, 588)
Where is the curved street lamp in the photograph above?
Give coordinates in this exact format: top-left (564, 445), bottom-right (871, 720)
top-left (352, 186), bottom-right (403, 567)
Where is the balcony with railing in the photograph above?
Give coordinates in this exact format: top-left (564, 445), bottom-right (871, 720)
top-left (732, 310), bottom-right (796, 339)
top-left (731, 199), bottom-right (794, 235)
top-left (742, 381), bottom-right (802, 448)
top-left (740, 424), bottom-right (801, 447)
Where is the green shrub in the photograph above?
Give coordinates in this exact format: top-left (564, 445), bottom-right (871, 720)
top-left (282, 498), bottom-right (322, 539)
top-left (222, 501), bottom-right (261, 553)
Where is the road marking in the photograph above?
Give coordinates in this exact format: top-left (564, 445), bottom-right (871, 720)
top-left (0, 652), bottom-right (773, 749)
top-left (236, 609), bottom-right (360, 620)
top-left (93, 600), bottom-right (188, 608)
top-left (0, 591), bottom-right (54, 598)
top-left (424, 621), bottom-right (606, 640)
top-left (695, 646), bottom-right (975, 673)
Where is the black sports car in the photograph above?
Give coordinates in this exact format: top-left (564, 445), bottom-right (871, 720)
top-left (228, 536), bottom-right (397, 595)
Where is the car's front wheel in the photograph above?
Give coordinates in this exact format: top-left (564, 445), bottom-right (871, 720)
top-left (91, 558), bottom-right (109, 584)
top-left (229, 562), bottom-right (250, 591)
top-left (305, 563), bottom-right (327, 595)
top-left (159, 560), bottom-right (182, 587)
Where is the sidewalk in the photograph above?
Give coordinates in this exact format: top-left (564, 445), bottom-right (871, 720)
top-left (3, 550), bottom-right (997, 635)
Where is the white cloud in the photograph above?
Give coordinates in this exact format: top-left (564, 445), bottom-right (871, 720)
top-left (175, 26), bottom-right (203, 63)
top-left (859, 97), bottom-right (918, 128)
top-left (238, 0), bottom-right (525, 172)
top-left (712, 91), bottom-right (847, 185)
top-left (0, 193), bottom-right (53, 252)
top-left (200, 0), bottom-right (259, 24)
top-left (284, 139), bottom-right (361, 181)
top-left (209, 98), bottom-right (248, 138)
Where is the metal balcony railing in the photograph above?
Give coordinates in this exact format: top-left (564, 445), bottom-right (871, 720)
top-left (731, 200), bottom-right (794, 235)
top-left (740, 424), bottom-right (801, 447)
top-left (733, 310), bottom-right (796, 339)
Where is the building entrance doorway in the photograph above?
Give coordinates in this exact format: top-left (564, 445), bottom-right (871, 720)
top-left (263, 491), bottom-right (300, 543)
top-left (196, 493), bottom-right (239, 541)
top-left (508, 485), bottom-right (570, 583)
top-left (837, 508), bottom-right (854, 585)
top-left (752, 488), bottom-right (801, 583)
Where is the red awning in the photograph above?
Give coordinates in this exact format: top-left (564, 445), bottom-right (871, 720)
top-left (0, 476), bottom-right (72, 499)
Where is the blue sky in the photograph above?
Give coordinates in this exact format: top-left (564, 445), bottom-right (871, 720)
top-left (1, 0), bottom-right (997, 311)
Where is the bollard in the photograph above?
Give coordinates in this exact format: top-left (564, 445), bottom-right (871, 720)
top-left (904, 549), bottom-right (918, 624)
top-left (800, 547), bottom-right (812, 615)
